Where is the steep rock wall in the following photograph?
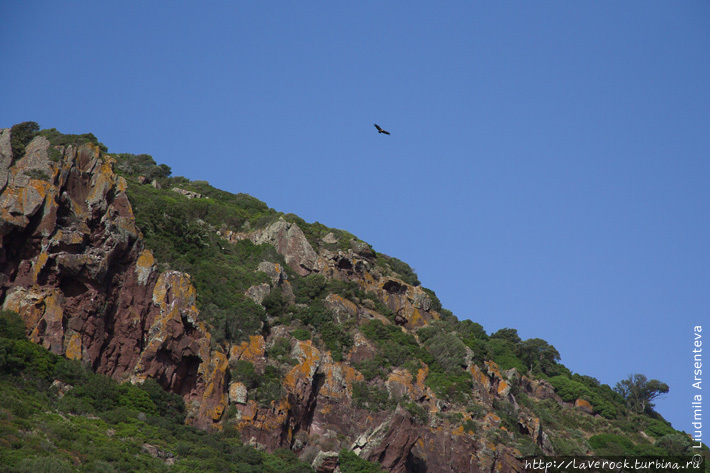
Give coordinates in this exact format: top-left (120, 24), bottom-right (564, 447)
top-left (0, 129), bottom-right (554, 472)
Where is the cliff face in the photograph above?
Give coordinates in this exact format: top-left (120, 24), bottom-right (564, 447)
top-left (0, 128), bottom-right (597, 473)
top-left (0, 130), bottom-right (226, 428)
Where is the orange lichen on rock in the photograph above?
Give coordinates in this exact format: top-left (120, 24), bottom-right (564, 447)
top-left (497, 380), bottom-right (510, 396)
top-left (575, 398), bottom-right (593, 414)
top-left (320, 360), bottom-right (364, 399)
top-left (197, 350), bottom-right (229, 422)
top-left (324, 293), bottom-right (358, 321)
top-left (31, 252), bottom-right (50, 284)
top-left (3, 287), bottom-right (65, 354)
top-left (229, 335), bottom-right (266, 362)
top-left (484, 360), bottom-right (503, 380)
top-left (452, 425), bottom-right (466, 436)
top-left (284, 341), bottom-right (321, 392)
top-left (482, 412), bottom-right (501, 430)
top-left (65, 332), bottom-right (82, 361)
top-left (135, 249), bottom-right (156, 286)
top-left (408, 308), bottom-right (428, 328)
top-left (470, 364), bottom-right (491, 391)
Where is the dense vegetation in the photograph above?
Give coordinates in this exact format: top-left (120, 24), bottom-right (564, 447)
top-left (4, 125), bottom-right (705, 470)
top-left (107, 147), bottom-right (700, 458)
top-left (0, 310), bottom-right (314, 473)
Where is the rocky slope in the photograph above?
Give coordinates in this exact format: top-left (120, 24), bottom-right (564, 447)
top-left (0, 126), bottom-right (693, 472)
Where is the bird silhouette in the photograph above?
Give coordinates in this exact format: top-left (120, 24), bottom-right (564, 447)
top-left (374, 123), bottom-right (390, 135)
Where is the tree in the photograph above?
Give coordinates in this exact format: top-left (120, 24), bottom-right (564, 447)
top-left (519, 338), bottom-right (561, 375)
top-left (10, 121), bottom-right (39, 159)
top-left (490, 327), bottom-right (521, 344)
top-left (614, 374), bottom-right (669, 414)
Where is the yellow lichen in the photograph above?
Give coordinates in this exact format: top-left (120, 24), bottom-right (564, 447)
top-left (229, 335), bottom-right (266, 362)
top-left (135, 250), bottom-right (155, 285)
top-left (65, 333), bottom-right (82, 361)
top-left (31, 252), bottom-right (49, 284)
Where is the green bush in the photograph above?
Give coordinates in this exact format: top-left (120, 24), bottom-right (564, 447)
top-left (421, 288), bottom-right (442, 312)
top-left (293, 274), bottom-right (328, 303)
top-left (403, 401), bottom-right (429, 424)
top-left (37, 127), bottom-right (102, 150)
top-left (319, 321), bottom-right (353, 362)
top-left (654, 433), bottom-right (693, 456)
top-left (338, 449), bottom-right (386, 472)
top-left (10, 121), bottom-right (39, 159)
top-left (262, 287), bottom-right (290, 317)
top-left (291, 328), bottom-right (311, 341)
top-left (114, 153), bottom-right (172, 180)
top-left (378, 255), bottom-right (420, 286)
top-left (255, 366), bottom-right (285, 406)
top-left (231, 360), bottom-right (260, 390)
top-left (487, 338), bottom-right (526, 373)
top-left (549, 375), bottom-right (591, 403)
top-left (53, 358), bottom-right (88, 385)
top-left (644, 418), bottom-right (677, 438)
top-left (0, 338), bottom-right (58, 378)
top-left (360, 320), bottom-right (428, 369)
top-left (418, 323), bottom-right (467, 373)
top-left (118, 383), bottom-right (159, 415)
top-left (352, 381), bottom-right (394, 412)
top-left (0, 310), bottom-right (26, 340)
top-left (588, 433), bottom-right (635, 456)
top-left (138, 378), bottom-right (186, 423)
top-left (15, 456), bottom-right (75, 473)
top-left (424, 370), bottom-right (472, 404)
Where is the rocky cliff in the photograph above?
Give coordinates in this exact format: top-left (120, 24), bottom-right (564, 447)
top-left (0, 126), bottom-right (686, 472)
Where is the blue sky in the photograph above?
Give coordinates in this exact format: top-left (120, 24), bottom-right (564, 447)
top-left (2, 2), bottom-right (709, 433)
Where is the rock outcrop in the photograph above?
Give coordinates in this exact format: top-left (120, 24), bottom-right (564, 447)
top-left (0, 128), bottom-right (573, 472)
top-left (0, 131), bottom-right (225, 430)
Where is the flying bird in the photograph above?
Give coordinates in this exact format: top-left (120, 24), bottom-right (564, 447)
top-left (374, 123), bottom-right (390, 135)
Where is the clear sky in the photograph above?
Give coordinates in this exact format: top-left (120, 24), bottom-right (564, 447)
top-left (2, 2), bottom-right (708, 434)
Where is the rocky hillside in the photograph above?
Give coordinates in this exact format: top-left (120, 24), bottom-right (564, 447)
top-left (0, 124), bottom-right (701, 472)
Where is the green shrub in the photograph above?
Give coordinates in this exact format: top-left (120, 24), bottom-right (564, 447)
top-left (231, 360), bottom-right (259, 390)
top-left (0, 310), bottom-right (26, 340)
top-left (403, 401), bottom-right (429, 424)
top-left (352, 381), bottom-right (393, 412)
top-left (421, 288), bottom-right (442, 312)
top-left (355, 355), bottom-right (389, 381)
top-left (549, 375), bottom-right (591, 403)
top-left (418, 323), bottom-right (467, 373)
top-left (138, 378), bottom-right (186, 423)
top-left (255, 366), bottom-right (285, 406)
top-left (0, 338), bottom-right (58, 378)
top-left (53, 358), bottom-right (88, 385)
top-left (654, 433), bottom-right (693, 456)
top-left (114, 153), bottom-right (171, 180)
top-left (319, 321), bottom-right (353, 362)
top-left (267, 337), bottom-right (292, 360)
top-left (644, 418), bottom-right (677, 438)
top-left (588, 433), bottom-right (634, 455)
top-left (291, 328), bottom-right (311, 341)
top-left (10, 121), bottom-right (39, 159)
top-left (15, 456), bottom-right (75, 473)
top-left (117, 383), bottom-right (159, 415)
top-left (378, 255), bottom-right (420, 286)
top-left (338, 449), bottom-right (386, 472)
top-left (360, 320), bottom-right (427, 369)
top-left (487, 338), bottom-right (526, 373)
top-left (262, 287), bottom-right (290, 317)
top-left (293, 274), bottom-right (328, 303)
top-left (424, 370), bottom-right (472, 404)
top-left (462, 419), bottom-right (477, 434)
